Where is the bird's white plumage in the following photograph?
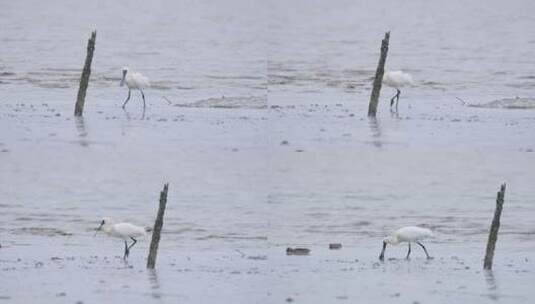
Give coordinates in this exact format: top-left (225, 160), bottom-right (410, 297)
top-left (95, 217), bottom-right (147, 260)
top-left (380, 226), bottom-right (433, 260)
top-left (121, 67), bottom-right (150, 90)
top-left (384, 226), bottom-right (432, 245)
top-left (99, 217), bottom-right (146, 241)
top-left (125, 72), bottom-right (150, 89)
top-left (383, 70), bottom-right (413, 89)
top-left (120, 67), bottom-right (150, 109)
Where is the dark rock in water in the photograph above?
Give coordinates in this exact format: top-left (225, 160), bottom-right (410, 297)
top-left (286, 247), bottom-right (310, 255)
top-left (329, 243), bottom-right (342, 250)
top-left (280, 140), bottom-right (289, 145)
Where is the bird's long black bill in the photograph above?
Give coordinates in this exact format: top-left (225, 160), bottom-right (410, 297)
top-left (120, 70), bottom-right (127, 87)
top-left (379, 241), bottom-right (387, 261)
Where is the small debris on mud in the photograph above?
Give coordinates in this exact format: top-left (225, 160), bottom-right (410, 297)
top-left (247, 255), bottom-right (267, 260)
top-left (329, 243), bottom-right (342, 250)
top-left (286, 247), bottom-right (310, 256)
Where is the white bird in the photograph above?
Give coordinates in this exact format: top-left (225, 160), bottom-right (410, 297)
top-left (120, 67), bottom-right (150, 109)
top-left (379, 226), bottom-right (433, 261)
top-left (382, 70), bottom-right (413, 110)
top-left (94, 217), bottom-right (147, 260)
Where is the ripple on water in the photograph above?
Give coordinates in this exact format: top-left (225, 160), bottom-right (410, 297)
top-left (10, 227), bottom-right (72, 237)
top-left (173, 95), bottom-right (267, 109)
top-left (469, 97), bottom-right (535, 109)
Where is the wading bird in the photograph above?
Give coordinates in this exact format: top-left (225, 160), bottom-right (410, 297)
top-left (120, 67), bottom-right (150, 109)
top-left (95, 217), bottom-right (146, 260)
top-left (382, 70), bottom-right (413, 110)
top-left (379, 226), bottom-right (433, 261)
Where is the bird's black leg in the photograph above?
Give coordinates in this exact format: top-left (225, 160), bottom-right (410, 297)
top-left (406, 242), bottom-right (411, 259)
top-left (122, 90), bottom-right (131, 109)
top-left (127, 237), bottom-right (137, 252)
top-left (379, 241), bottom-right (387, 261)
top-left (140, 90), bottom-right (146, 109)
top-left (390, 92), bottom-right (397, 107)
top-left (417, 242), bottom-right (432, 259)
top-left (395, 89), bottom-right (401, 110)
top-left (123, 240), bottom-right (129, 260)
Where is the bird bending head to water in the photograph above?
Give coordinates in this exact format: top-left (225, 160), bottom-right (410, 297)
top-left (95, 217), bottom-right (147, 260)
top-left (382, 70), bottom-right (413, 111)
top-left (379, 226), bottom-right (433, 261)
top-left (120, 67), bottom-right (150, 109)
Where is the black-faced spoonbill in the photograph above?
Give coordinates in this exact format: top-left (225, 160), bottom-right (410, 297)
top-left (120, 67), bottom-right (150, 109)
top-left (379, 226), bottom-right (433, 261)
top-left (95, 217), bottom-right (146, 260)
top-left (382, 70), bottom-right (413, 110)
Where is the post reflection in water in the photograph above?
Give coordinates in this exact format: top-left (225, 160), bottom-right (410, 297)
top-left (484, 270), bottom-right (500, 301)
top-left (368, 117), bottom-right (383, 148)
top-left (147, 269), bottom-right (162, 299)
top-left (74, 116), bottom-right (89, 147)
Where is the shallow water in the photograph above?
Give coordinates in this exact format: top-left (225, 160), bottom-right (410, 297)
top-left (1, 0), bottom-right (535, 303)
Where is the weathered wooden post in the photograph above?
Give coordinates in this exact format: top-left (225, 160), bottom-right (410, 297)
top-left (74, 31), bottom-right (97, 116)
top-left (484, 183), bottom-right (506, 270)
top-left (147, 183), bottom-right (169, 269)
top-left (368, 31), bottom-right (390, 117)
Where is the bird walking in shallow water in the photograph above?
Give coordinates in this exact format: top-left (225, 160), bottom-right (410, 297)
top-left (382, 70), bottom-right (413, 111)
top-left (120, 67), bottom-right (150, 109)
top-left (379, 226), bottom-right (433, 261)
top-left (95, 217), bottom-right (146, 260)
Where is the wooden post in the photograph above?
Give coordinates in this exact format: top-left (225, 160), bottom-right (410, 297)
top-left (147, 183), bottom-right (169, 269)
top-left (368, 31), bottom-right (390, 117)
top-left (74, 31), bottom-right (97, 116)
top-left (484, 183), bottom-right (506, 270)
